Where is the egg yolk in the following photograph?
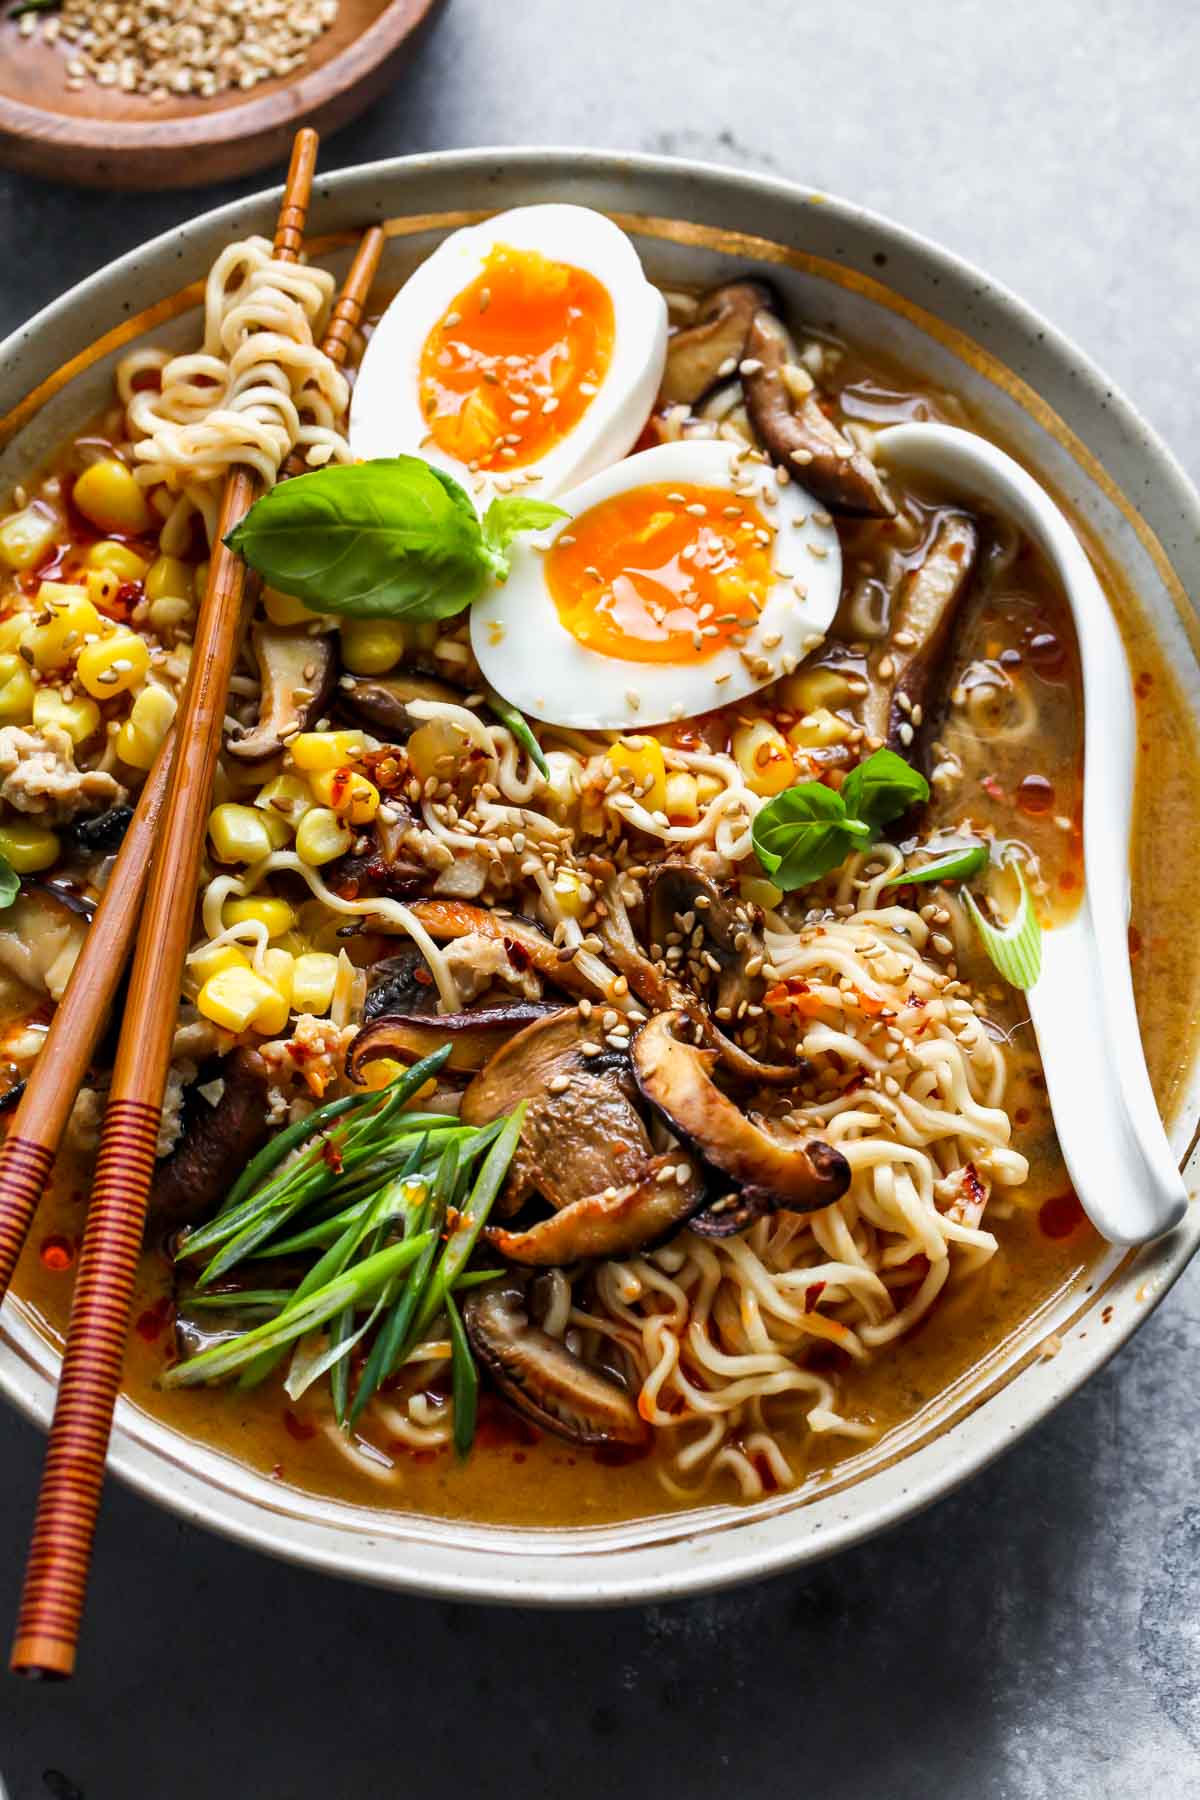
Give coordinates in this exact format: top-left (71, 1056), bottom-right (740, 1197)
top-left (545, 483), bottom-right (775, 665)
top-left (418, 244), bottom-right (615, 471)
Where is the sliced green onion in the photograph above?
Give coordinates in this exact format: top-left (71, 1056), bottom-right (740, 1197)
top-left (184, 1289), bottom-right (292, 1312)
top-left (484, 687), bottom-right (550, 779)
top-left (445, 1290), bottom-right (478, 1458)
top-left (882, 843), bottom-right (989, 888)
top-left (162, 1234), bottom-right (434, 1389)
top-left (413, 1101), bottom-right (525, 1341)
top-left (964, 863), bottom-right (1043, 990)
top-left (218, 1086), bottom-right (378, 1217)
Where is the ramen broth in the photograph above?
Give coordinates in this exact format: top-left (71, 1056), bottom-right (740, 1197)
top-left (6, 303), bottom-right (1198, 1528)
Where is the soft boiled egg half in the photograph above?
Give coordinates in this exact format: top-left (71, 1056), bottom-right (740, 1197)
top-left (471, 439), bottom-right (843, 730)
top-left (349, 205), bottom-right (668, 500)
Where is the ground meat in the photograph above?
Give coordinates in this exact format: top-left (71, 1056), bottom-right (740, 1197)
top-left (66, 1083), bottom-right (106, 1156)
top-left (442, 931), bottom-right (543, 1005)
top-left (0, 724), bottom-right (125, 823)
top-left (260, 1012), bottom-right (357, 1099)
top-left (156, 1058), bottom-right (197, 1158)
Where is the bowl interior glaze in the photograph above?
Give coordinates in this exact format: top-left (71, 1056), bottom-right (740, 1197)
top-left (0, 150), bottom-right (1196, 1604)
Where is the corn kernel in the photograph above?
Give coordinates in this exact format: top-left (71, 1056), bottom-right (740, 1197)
top-left (85, 568), bottom-right (123, 613)
top-left (738, 876), bottom-right (784, 912)
top-left (339, 617), bottom-right (408, 674)
top-left (187, 942), bottom-right (252, 990)
top-left (254, 772), bottom-right (314, 829)
top-left (289, 729), bottom-right (366, 773)
top-left (358, 1056), bottom-right (408, 1091)
top-left (148, 595), bottom-right (192, 634)
top-left (253, 947), bottom-right (294, 1033)
top-left (310, 766), bottom-right (380, 825)
top-left (262, 586), bottom-right (317, 627)
top-left (261, 810), bottom-right (294, 850)
top-left (223, 896), bottom-right (296, 939)
top-left (696, 771), bottom-right (723, 805)
top-left (294, 806), bottom-right (352, 866)
top-left (30, 588), bottom-right (101, 673)
top-left (75, 629), bottom-right (150, 698)
top-left (733, 720), bottom-right (796, 796)
top-left (72, 460), bottom-right (152, 536)
top-left (776, 666), bottom-right (854, 715)
top-left (0, 654), bottom-right (35, 725)
top-left (607, 735), bottom-right (668, 814)
top-left (197, 965), bottom-right (276, 1034)
top-left (144, 555), bottom-right (192, 604)
top-left (83, 540), bottom-right (149, 583)
top-left (664, 770), bottom-right (699, 823)
top-left (787, 707), bottom-right (852, 750)
top-left (32, 689), bottom-right (100, 746)
top-left (115, 683), bottom-right (176, 769)
top-left (0, 612), bottom-right (34, 656)
top-left (0, 820), bottom-right (59, 873)
top-left (0, 504), bottom-right (58, 572)
top-left (552, 867), bottom-right (586, 920)
top-left (291, 951), bottom-right (338, 1014)
top-left (208, 803), bottom-right (273, 865)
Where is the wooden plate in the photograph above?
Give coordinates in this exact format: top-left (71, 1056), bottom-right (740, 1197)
top-left (0, 0), bottom-right (444, 190)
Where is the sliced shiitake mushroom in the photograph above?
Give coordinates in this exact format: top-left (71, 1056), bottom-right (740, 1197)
top-left (742, 309), bottom-right (894, 518)
top-left (486, 1150), bottom-right (706, 1264)
top-left (363, 948), bottom-right (440, 1022)
top-left (647, 862), bottom-right (759, 1020)
top-left (461, 1010), bottom-right (650, 1216)
top-left (147, 1048), bottom-right (272, 1232)
top-left (661, 281), bottom-right (771, 407)
top-left (464, 1279), bottom-right (647, 1447)
top-left (348, 1000), bottom-right (567, 1079)
top-left (336, 670), bottom-right (465, 741)
top-left (631, 1011), bottom-right (849, 1216)
top-left (70, 804), bottom-right (134, 855)
top-left (227, 625), bottom-right (337, 763)
top-left (859, 512), bottom-right (978, 753)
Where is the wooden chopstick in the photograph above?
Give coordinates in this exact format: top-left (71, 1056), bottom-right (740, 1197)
top-left (0, 738), bottom-right (171, 1308)
top-left (0, 217), bottom-right (384, 1319)
top-left (9, 130), bottom-right (326, 1682)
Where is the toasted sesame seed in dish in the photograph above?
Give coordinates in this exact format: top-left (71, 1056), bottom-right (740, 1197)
top-left (1, 154), bottom-right (1198, 1603)
top-left (0, 0), bottom-right (444, 189)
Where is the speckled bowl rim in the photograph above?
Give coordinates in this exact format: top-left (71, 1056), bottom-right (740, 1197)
top-left (0, 148), bottom-right (1197, 1608)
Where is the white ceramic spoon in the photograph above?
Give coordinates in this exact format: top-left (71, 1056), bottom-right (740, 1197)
top-left (877, 422), bottom-right (1186, 1246)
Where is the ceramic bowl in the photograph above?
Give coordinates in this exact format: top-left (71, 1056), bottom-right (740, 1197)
top-left (1, 150), bottom-right (1197, 1604)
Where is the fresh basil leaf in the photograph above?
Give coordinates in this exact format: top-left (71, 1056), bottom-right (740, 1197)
top-left (480, 496), bottom-right (569, 578)
top-left (841, 747), bottom-right (929, 830)
top-left (226, 457), bottom-right (489, 621)
top-left (752, 781), bottom-right (868, 890)
top-left (882, 843), bottom-right (988, 888)
top-left (0, 855), bottom-right (18, 910)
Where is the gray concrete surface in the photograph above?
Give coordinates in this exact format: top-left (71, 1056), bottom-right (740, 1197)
top-left (0, 1), bottom-right (1198, 1793)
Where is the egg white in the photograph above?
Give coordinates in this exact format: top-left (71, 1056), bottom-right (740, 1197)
top-left (348, 205), bottom-right (668, 501)
top-left (471, 439), bottom-right (843, 730)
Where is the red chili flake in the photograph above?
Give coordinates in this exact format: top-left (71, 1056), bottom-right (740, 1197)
top-left (1128, 924), bottom-right (1143, 959)
top-left (320, 1136), bottom-right (344, 1174)
top-left (1039, 1190), bottom-right (1085, 1239)
top-left (329, 767), bottom-right (353, 808)
top-left (39, 1235), bottom-right (74, 1272)
top-left (1134, 671), bottom-right (1154, 700)
top-left (283, 1409), bottom-right (317, 1442)
top-left (1102, 1305), bottom-right (1115, 1324)
top-left (981, 774), bottom-right (1005, 802)
top-left (414, 966), bottom-right (433, 988)
top-left (804, 1280), bottom-right (827, 1313)
top-left (961, 1162), bottom-right (987, 1209)
top-left (1013, 1107), bottom-right (1031, 1126)
top-left (135, 1296), bottom-right (172, 1342)
top-left (1059, 870), bottom-right (1078, 892)
top-left (513, 1451), bottom-right (527, 1465)
top-left (503, 936), bottom-right (532, 973)
top-left (840, 1072), bottom-right (866, 1097)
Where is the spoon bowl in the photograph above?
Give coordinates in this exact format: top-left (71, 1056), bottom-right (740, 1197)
top-left (879, 422), bottom-right (1187, 1246)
